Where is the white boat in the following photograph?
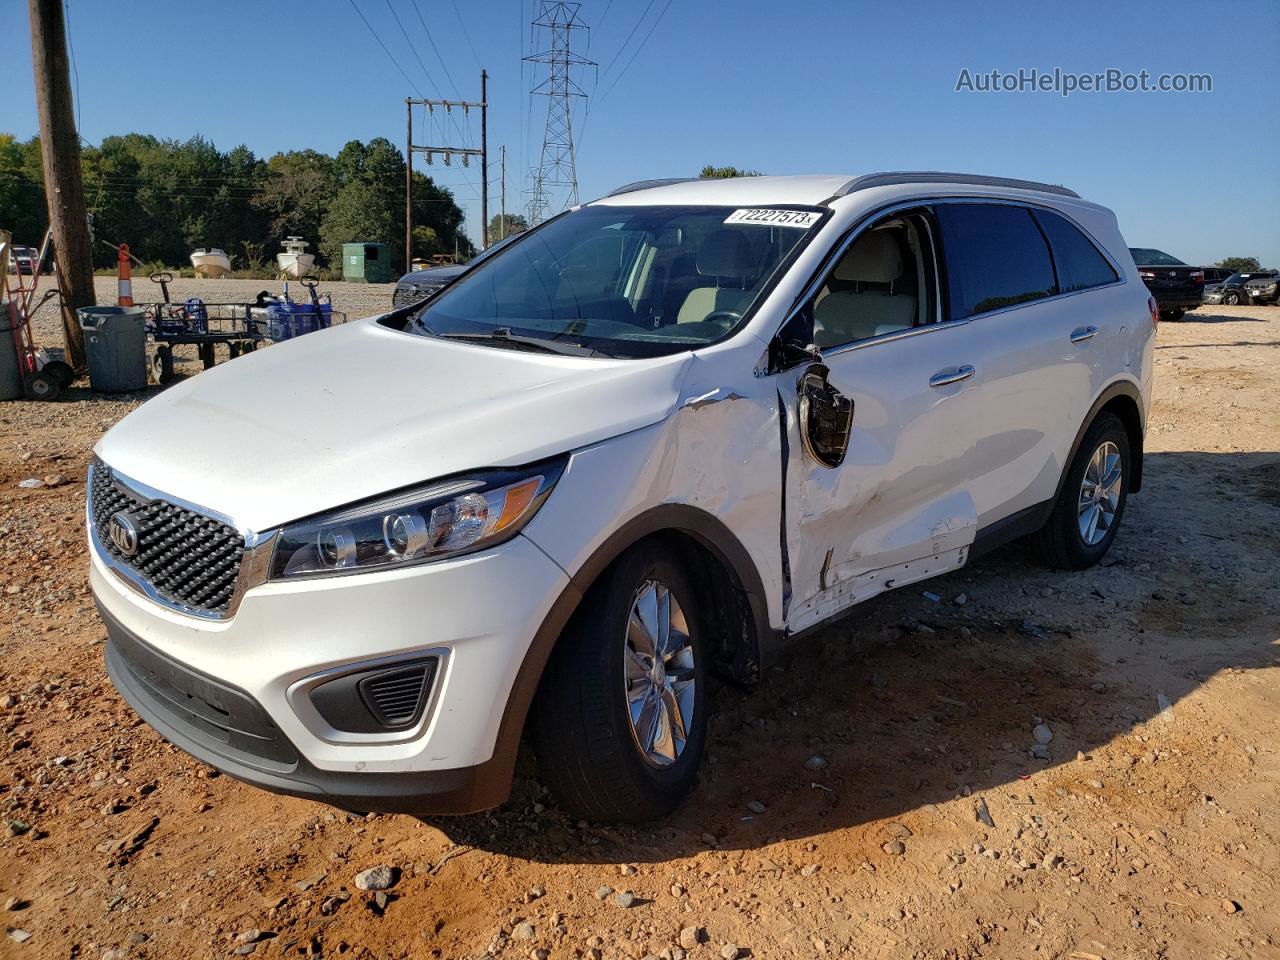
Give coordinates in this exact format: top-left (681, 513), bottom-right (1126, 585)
top-left (276, 237), bottom-right (316, 279)
top-left (190, 248), bottom-right (231, 278)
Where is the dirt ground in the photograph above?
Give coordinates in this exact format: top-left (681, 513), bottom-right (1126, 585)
top-left (1, 284), bottom-right (1277, 960)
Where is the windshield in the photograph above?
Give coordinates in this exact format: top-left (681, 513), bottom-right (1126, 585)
top-left (403, 204), bottom-right (824, 358)
top-left (1129, 248), bottom-right (1186, 266)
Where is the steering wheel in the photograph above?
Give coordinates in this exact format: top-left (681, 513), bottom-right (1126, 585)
top-left (150, 271), bottom-right (173, 284)
top-left (702, 309), bottom-right (743, 329)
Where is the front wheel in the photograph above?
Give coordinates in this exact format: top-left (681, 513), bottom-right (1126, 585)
top-left (1035, 412), bottom-right (1130, 570)
top-left (532, 542), bottom-right (708, 822)
top-left (1222, 291), bottom-right (1241, 306)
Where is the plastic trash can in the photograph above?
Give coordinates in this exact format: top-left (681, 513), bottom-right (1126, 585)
top-left (78, 306), bottom-right (148, 393)
top-left (0, 306), bottom-right (25, 401)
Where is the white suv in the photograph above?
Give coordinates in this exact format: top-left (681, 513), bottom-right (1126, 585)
top-left (89, 173), bottom-right (1154, 822)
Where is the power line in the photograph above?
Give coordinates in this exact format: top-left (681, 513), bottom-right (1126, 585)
top-left (346, 0), bottom-right (424, 96)
top-left (596, 0), bottom-right (616, 36)
top-left (63, 0), bottom-right (81, 135)
top-left (595, 0), bottom-right (657, 87)
top-left (385, 0), bottom-right (442, 93)
top-left (411, 0), bottom-right (461, 101)
top-left (577, 0), bottom-right (675, 158)
top-left (596, 0), bottom-right (674, 104)
top-left (449, 0), bottom-right (483, 70)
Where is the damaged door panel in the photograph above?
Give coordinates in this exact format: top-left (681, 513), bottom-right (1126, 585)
top-left (780, 326), bottom-right (982, 633)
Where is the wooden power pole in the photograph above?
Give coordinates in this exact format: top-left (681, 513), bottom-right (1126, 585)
top-left (28, 0), bottom-right (93, 370)
top-left (405, 70), bottom-right (490, 262)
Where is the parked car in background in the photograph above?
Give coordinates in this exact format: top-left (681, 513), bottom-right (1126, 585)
top-left (391, 233), bottom-right (522, 308)
top-left (1243, 272), bottom-right (1280, 304)
top-left (1200, 267), bottom-right (1233, 285)
top-left (9, 245), bottom-right (41, 275)
top-left (1211, 271), bottom-right (1278, 306)
top-left (1128, 248), bottom-right (1202, 320)
top-left (90, 172), bottom-right (1153, 821)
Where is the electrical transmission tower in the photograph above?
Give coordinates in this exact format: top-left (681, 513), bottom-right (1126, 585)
top-left (524, 2), bottom-right (594, 224)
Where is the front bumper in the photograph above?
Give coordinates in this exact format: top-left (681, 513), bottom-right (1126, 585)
top-left (92, 530), bottom-right (570, 814)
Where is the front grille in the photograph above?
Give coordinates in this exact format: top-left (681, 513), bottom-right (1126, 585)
top-left (392, 283), bottom-right (443, 308)
top-left (91, 460), bottom-right (245, 616)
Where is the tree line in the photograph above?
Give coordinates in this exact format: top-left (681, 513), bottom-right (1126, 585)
top-left (0, 132), bottom-right (474, 270)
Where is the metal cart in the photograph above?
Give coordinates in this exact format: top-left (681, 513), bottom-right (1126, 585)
top-left (143, 274), bottom-right (345, 384)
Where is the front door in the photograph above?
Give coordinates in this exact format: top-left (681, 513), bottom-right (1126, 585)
top-left (779, 208), bottom-right (984, 632)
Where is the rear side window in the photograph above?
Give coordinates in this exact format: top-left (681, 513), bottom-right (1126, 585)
top-left (936, 204), bottom-right (1056, 319)
top-left (1033, 210), bottom-right (1118, 292)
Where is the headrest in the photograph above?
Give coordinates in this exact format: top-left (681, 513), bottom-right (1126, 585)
top-left (833, 230), bottom-right (902, 283)
top-left (696, 230), bottom-right (752, 277)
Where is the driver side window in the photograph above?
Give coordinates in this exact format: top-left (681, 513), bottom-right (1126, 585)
top-left (812, 210), bottom-right (940, 351)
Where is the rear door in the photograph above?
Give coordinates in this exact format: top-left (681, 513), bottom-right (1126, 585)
top-left (933, 201), bottom-right (1121, 526)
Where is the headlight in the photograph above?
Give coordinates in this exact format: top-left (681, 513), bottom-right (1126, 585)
top-left (268, 458), bottom-right (565, 580)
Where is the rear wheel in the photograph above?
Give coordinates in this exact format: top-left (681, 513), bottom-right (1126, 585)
top-left (532, 542), bottom-right (708, 822)
top-left (1160, 308), bottom-right (1185, 322)
top-left (1036, 412), bottom-right (1130, 570)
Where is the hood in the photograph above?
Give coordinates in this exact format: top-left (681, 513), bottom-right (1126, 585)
top-left (399, 264), bottom-right (465, 286)
top-left (97, 318), bottom-right (692, 531)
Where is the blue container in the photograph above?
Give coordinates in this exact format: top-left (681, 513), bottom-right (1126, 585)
top-left (154, 298), bottom-right (208, 336)
top-left (266, 301), bottom-right (332, 341)
top-left (184, 298), bottom-right (209, 334)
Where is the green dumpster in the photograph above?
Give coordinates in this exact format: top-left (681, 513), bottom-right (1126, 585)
top-left (78, 306), bottom-right (148, 393)
top-left (342, 242), bottom-right (395, 283)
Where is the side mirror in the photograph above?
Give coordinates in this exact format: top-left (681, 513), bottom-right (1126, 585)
top-left (798, 362), bottom-right (854, 468)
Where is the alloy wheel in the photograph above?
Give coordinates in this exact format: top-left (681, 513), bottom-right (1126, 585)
top-left (623, 579), bottom-right (696, 767)
top-left (1078, 440), bottom-right (1122, 546)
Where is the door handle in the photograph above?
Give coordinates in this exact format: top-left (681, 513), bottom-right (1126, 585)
top-left (929, 365), bottom-right (975, 388)
top-left (1070, 325), bottom-right (1099, 343)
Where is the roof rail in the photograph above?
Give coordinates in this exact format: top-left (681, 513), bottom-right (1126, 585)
top-left (833, 172), bottom-right (1080, 200)
top-left (605, 177), bottom-right (699, 197)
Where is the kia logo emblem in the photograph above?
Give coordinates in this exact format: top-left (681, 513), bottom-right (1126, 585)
top-left (108, 511), bottom-right (141, 557)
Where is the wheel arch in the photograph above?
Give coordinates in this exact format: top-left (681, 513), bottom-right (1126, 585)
top-left (473, 506), bottom-right (773, 810)
top-left (1059, 380), bottom-right (1146, 497)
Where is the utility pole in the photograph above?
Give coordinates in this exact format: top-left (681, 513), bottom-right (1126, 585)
top-left (480, 70), bottom-right (488, 249)
top-left (404, 98), bottom-right (413, 273)
top-left (499, 145), bottom-right (506, 241)
top-left (404, 71), bottom-right (489, 262)
top-left (27, 0), bottom-right (92, 370)
top-left (525, 2), bottom-right (594, 225)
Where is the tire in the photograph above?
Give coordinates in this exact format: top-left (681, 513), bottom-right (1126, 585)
top-left (23, 370), bottom-right (61, 401)
top-left (1160, 309), bottom-right (1185, 322)
top-left (532, 541), bottom-right (709, 822)
top-left (151, 346), bottom-right (175, 385)
top-left (1223, 291), bottom-right (1241, 306)
top-left (43, 360), bottom-right (76, 388)
top-left (1036, 412), bottom-right (1130, 570)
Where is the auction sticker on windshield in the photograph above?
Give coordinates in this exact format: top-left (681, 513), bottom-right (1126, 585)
top-left (724, 208), bottom-right (822, 228)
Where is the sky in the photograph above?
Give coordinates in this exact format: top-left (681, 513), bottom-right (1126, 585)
top-left (3, 0), bottom-right (1278, 264)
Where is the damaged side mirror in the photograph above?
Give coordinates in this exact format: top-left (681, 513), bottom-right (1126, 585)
top-left (798, 362), bottom-right (854, 468)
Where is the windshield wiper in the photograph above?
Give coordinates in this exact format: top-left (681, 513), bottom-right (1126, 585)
top-left (434, 327), bottom-right (606, 357)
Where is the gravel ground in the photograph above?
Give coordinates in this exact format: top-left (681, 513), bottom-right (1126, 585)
top-left (0, 303), bottom-right (1277, 959)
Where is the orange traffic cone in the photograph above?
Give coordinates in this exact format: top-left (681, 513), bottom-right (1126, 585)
top-left (117, 243), bottom-right (133, 306)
